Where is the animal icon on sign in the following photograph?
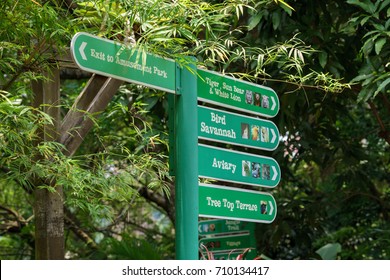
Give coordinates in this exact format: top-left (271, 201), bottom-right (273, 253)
top-left (245, 90), bottom-right (253, 105)
top-left (260, 201), bottom-right (267, 214)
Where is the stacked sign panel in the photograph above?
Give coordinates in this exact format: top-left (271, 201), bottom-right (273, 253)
top-left (198, 219), bottom-right (257, 260)
top-left (197, 68), bottom-right (281, 224)
top-left (199, 184), bottom-right (277, 223)
top-left (198, 105), bottom-right (279, 151)
top-left (197, 69), bottom-right (279, 118)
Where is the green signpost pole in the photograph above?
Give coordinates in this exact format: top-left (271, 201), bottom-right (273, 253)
top-left (175, 61), bottom-right (198, 260)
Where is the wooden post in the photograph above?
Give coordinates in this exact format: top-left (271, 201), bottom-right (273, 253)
top-left (59, 74), bottom-right (123, 156)
top-left (31, 67), bottom-right (64, 259)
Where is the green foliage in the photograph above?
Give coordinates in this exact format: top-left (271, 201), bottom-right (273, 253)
top-left (0, 0), bottom-right (74, 97)
top-left (241, 0), bottom-right (389, 260)
top-left (0, 235), bottom-right (32, 260)
top-left (93, 235), bottom-right (167, 260)
top-left (315, 243), bottom-right (341, 260)
top-left (347, 0), bottom-right (390, 102)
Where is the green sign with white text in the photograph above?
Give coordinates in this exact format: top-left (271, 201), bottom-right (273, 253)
top-left (199, 232), bottom-right (254, 252)
top-left (197, 68), bottom-right (279, 118)
top-left (198, 144), bottom-right (281, 188)
top-left (198, 219), bottom-right (255, 236)
top-left (198, 105), bottom-right (279, 151)
top-left (71, 32), bottom-right (176, 92)
top-left (199, 184), bottom-right (277, 223)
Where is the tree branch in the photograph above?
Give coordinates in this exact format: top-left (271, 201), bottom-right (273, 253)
top-left (0, 204), bottom-right (28, 224)
top-left (368, 100), bottom-right (390, 145)
top-left (51, 0), bottom-right (78, 14)
top-left (122, 220), bottom-right (173, 240)
top-left (380, 93), bottom-right (390, 115)
top-left (64, 208), bottom-right (98, 250)
top-left (0, 204), bottom-right (32, 233)
top-left (138, 186), bottom-right (175, 224)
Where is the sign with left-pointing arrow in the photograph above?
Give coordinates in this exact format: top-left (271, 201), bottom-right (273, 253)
top-left (199, 184), bottom-right (277, 223)
top-left (70, 32), bottom-right (176, 93)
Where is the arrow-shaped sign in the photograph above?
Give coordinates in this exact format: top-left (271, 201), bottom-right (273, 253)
top-left (199, 184), bottom-right (277, 223)
top-left (198, 219), bottom-right (255, 236)
top-left (198, 144), bottom-right (281, 188)
top-left (198, 105), bottom-right (280, 151)
top-left (70, 32), bottom-right (176, 93)
top-left (199, 233), bottom-right (253, 252)
top-left (197, 68), bottom-right (280, 118)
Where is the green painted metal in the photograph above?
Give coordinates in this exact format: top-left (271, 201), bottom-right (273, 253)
top-left (168, 94), bottom-right (176, 176)
top-left (198, 105), bottom-right (279, 151)
top-left (71, 32), bottom-right (176, 93)
top-left (198, 219), bottom-right (255, 236)
top-left (174, 61), bottom-right (198, 260)
top-left (197, 68), bottom-right (279, 118)
top-left (199, 232), bottom-right (254, 252)
top-left (199, 184), bottom-right (277, 223)
top-left (198, 144), bottom-right (281, 188)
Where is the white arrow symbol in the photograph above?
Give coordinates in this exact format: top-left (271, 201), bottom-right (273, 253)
top-left (272, 166), bottom-right (278, 181)
top-left (271, 129), bottom-right (277, 143)
top-left (269, 202), bottom-right (274, 215)
top-left (79, 42), bottom-right (87, 60)
top-left (271, 96), bottom-right (276, 111)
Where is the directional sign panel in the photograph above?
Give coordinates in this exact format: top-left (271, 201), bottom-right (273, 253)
top-left (199, 184), bottom-right (277, 223)
top-left (199, 233), bottom-right (254, 252)
top-left (198, 144), bottom-right (281, 188)
top-left (197, 68), bottom-right (279, 118)
top-left (198, 105), bottom-right (279, 151)
top-left (71, 32), bottom-right (176, 93)
top-left (198, 219), bottom-right (255, 236)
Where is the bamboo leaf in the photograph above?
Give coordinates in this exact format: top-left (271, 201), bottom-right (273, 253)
top-left (319, 52), bottom-right (328, 68)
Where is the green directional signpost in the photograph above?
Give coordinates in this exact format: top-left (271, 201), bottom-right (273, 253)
top-left (198, 68), bottom-right (279, 118)
top-left (198, 105), bottom-right (279, 151)
top-left (70, 32), bottom-right (282, 260)
top-left (198, 144), bottom-right (281, 188)
top-left (71, 32), bottom-right (176, 93)
top-left (199, 184), bottom-right (277, 223)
